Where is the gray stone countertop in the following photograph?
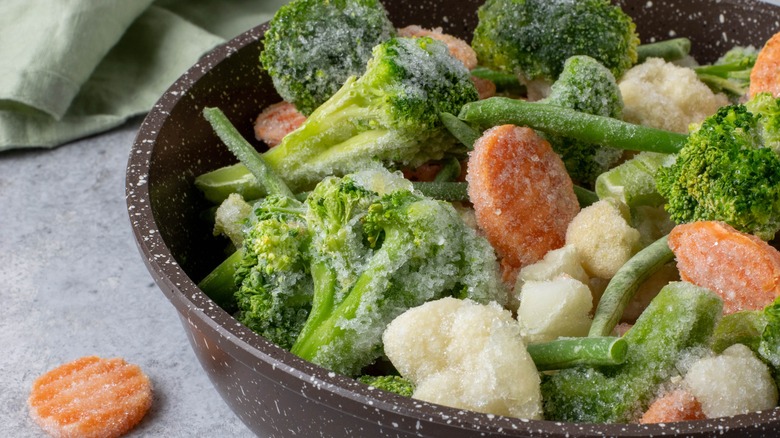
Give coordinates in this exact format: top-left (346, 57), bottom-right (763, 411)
top-left (0, 119), bottom-right (255, 437)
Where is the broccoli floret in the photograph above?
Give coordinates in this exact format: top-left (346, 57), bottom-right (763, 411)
top-left (471, 0), bottom-right (639, 87)
top-left (233, 196), bottom-right (313, 350)
top-left (196, 36), bottom-right (478, 202)
top-left (656, 93), bottom-right (780, 240)
top-left (540, 55), bottom-right (625, 186)
top-left (459, 92), bottom-right (780, 240)
top-left (695, 45), bottom-right (758, 100)
top-left (290, 169), bottom-right (506, 376)
top-left (541, 281), bottom-right (722, 423)
top-left (357, 375), bottom-right (415, 397)
top-left (200, 109), bottom-right (506, 376)
top-left (260, 0), bottom-right (395, 115)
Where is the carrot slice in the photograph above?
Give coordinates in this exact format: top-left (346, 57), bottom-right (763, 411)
top-left (471, 76), bottom-right (497, 100)
top-left (466, 125), bottom-right (579, 277)
top-left (640, 389), bottom-right (706, 424)
top-left (397, 25), bottom-right (477, 70)
top-left (253, 101), bottom-right (306, 147)
top-left (28, 356), bottom-right (152, 438)
top-left (750, 31), bottom-right (780, 98)
top-left (668, 221), bottom-right (780, 314)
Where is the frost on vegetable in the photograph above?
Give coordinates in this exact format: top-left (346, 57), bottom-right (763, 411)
top-left (684, 344), bottom-right (778, 418)
top-left (513, 244), bottom-right (589, 309)
top-left (541, 281), bottom-right (722, 423)
top-left (516, 276), bottom-right (593, 344)
top-left (565, 199), bottom-right (641, 279)
top-left (234, 196), bottom-right (313, 351)
top-left (540, 55), bottom-right (625, 186)
top-left (619, 58), bottom-right (729, 134)
top-left (471, 0), bottom-right (639, 85)
top-left (290, 169), bottom-right (506, 376)
top-left (213, 192), bottom-right (252, 248)
top-left (260, 0), bottom-right (395, 115)
top-left (383, 297), bottom-right (543, 419)
top-left (263, 36), bottom-right (479, 191)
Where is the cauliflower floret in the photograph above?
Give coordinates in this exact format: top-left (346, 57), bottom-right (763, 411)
top-left (683, 344), bottom-right (778, 418)
top-left (565, 199), bottom-right (641, 279)
top-left (512, 244), bottom-right (589, 311)
top-left (515, 245), bottom-right (589, 289)
top-left (213, 193), bottom-right (252, 247)
top-left (516, 276), bottom-right (593, 343)
top-left (382, 297), bottom-right (543, 419)
top-left (619, 58), bottom-right (729, 134)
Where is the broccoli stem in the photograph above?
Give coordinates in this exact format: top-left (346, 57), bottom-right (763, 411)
top-left (202, 107), bottom-right (295, 199)
top-left (588, 235), bottom-right (674, 337)
top-left (636, 37), bottom-right (691, 63)
top-left (197, 249), bottom-right (243, 311)
top-left (459, 97), bottom-right (687, 154)
top-left (527, 336), bottom-right (627, 371)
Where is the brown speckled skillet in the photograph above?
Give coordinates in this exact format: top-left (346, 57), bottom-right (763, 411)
top-left (126, 0), bottom-right (780, 436)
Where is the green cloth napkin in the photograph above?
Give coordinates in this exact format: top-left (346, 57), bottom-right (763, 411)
top-left (0, 0), bottom-right (288, 151)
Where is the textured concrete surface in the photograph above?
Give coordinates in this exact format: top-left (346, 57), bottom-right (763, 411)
top-left (0, 119), bottom-right (255, 437)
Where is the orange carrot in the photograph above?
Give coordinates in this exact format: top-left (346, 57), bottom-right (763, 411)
top-left (28, 356), bottom-right (152, 438)
top-left (750, 30), bottom-right (780, 98)
top-left (466, 125), bottom-right (579, 276)
top-left (253, 101), bottom-right (306, 147)
top-left (471, 76), bottom-right (497, 100)
top-left (668, 221), bottom-right (780, 314)
top-left (397, 25), bottom-right (478, 70)
top-left (640, 389), bottom-right (706, 424)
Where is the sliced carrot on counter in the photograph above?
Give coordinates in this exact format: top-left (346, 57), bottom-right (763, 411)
top-left (750, 30), bottom-right (780, 98)
top-left (668, 221), bottom-right (780, 314)
top-left (640, 389), bottom-right (706, 424)
top-left (28, 356), bottom-right (152, 438)
top-left (466, 125), bottom-right (580, 278)
top-left (253, 101), bottom-right (306, 147)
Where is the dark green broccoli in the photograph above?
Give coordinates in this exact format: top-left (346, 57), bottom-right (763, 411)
top-left (539, 55), bottom-right (625, 186)
top-left (357, 375), bottom-right (415, 397)
top-left (471, 0), bottom-right (639, 89)
top-left (291, 170), bottom-right (507, 376)
top-left (459, 92), bottom-right (780, 240)
top-left (695, 45), bottom-right (758, 100)
top-left (541, 281), bottom-right (723, 423)
top-left (260, 0), bottom-right (395, 115)
top-left (196, 36), bottom-right (479, 202)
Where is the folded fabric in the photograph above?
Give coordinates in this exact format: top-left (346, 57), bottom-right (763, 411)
top-left (0, 0), bottom-right (288, 151)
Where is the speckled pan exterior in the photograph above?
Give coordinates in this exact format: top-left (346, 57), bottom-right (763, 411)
top-left (127, 0), bottom-right (780, 436)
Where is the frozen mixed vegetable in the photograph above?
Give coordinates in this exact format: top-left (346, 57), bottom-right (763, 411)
top-left (193, 0), bottom-right (780, 426)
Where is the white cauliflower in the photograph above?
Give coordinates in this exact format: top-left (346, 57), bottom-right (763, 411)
top-left (619, 58), bottom-right (729, 134)
top-left (565, 199), bottom-right (641, 279)
top-left (382, 297), bottom-right (543, 419)
top-left (683, 344), bottom-right (778, 418)
top-left (213, 192), bottom-right (252, 247)
top-left (516, 276), bottom-right (593, 343)
top-left (512, 244), bottom-right (589, 311)
top-left (515, 245), bottom-right (589, 290)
